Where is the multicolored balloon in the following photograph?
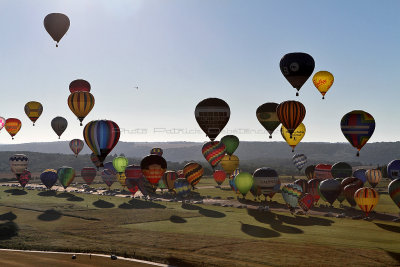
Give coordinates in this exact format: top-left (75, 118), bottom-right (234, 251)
top-left (174, 178), bottom-right (191, 198)
top-left (83, 120), bottom-right (120, 166)
top-left (292, 154), bottom-right (307, 171)
top-left (213, 170), bottom-right (226, 186)
top-left (305, 165), bottom-right (316, 180)
top-left (201, 141), bottom-right (226, 169)
top-left (315, 164), bottom-right (333, 180)
top-left (44, 13), bottom-right (70, 47)
top-left (183, 162), bottom-right (204, 188)
top-left (365, 169), bottom-right (382, 188)
top-left (103, 161), bottom-right (117, 175)
top-left (331, 162), bottom-right (352, 178)
top-left (387, 160), bottom-right (400, 180)
top-left (18, 170), bottom-right (31, 188)
top-left (57, 166), bottom-right (75, 189)
top-left (81, 167), bottom-right (97, 185)
top-left (307, 178), bottom-right (321, 204)
top-left (256, 102), bottom-right (280, 138)
top-left (388, 179), bottom-right (400, 209)
top-left (162, 170), bottom-right (178, 190)
top-left (340, 110), bottom-right (375, 156)
top-left (24, 101), bottom-right (43, 125)
top-left (195, 98), bottom-right (230, 141)
top-left (5, 118), bottom-right (22, 140)
top-left (90, 153), bottom-right (102, 170)
top-left (117, 173), bottom-right (127, 187)
top-left (220, 135), bottom-right (239, 156)
top-left (68, 91), bottom-right (95, 126)
top-left (252, 167), bottom-right (279, 196)
top-left (220, 155), bottom-right (239, 177)
top-left (294, 179), bottom-right (308, 194)
top-left (234, 172), bottom-right (254, 197)
top-left (277, 100), bottom-right (306, 138)
top-left (354, 187), bottom-right (379, 217)
top-left (281, 184), bottom-right (303, 211)
top-left (69, 79), bottom-right (91, 93)
top-left (150, 147), bottom-right (163, 156)
top-left (101, 169), bottom-right (116, 189)
top-left (312, 71), bottom-right (334, 99)
top-left (40, 169), bottom-right (58, 189)
top-left (69, 139), bottom-right (84, 157)
top-left (281, 123), bottom-right (306, 152)
top-left (141, 154), bottom-right (167, 185)
top-left (51, 116), bottom-right (67, 139)
top-left (298, 193), bottom-right (314, 212)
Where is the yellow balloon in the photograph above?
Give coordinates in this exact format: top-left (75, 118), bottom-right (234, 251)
top-left (312, 71), bottom-right (334, 99)
top-left (220, 155), bottom-right (239, 176)
top-left (281, 123), bottom-right (306, 152)
top-left (24, 101), bottom-right (43, 126)
top-left (116, 173), bottom-right (126, 187)
top-left (354, 188), bottom-right (379, 217)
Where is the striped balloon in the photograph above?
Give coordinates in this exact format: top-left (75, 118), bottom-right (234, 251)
top-left (341, 110), bottom-right (375, 156)
top-left (5, 118), bottom-right (22, 139)
top-left (141, 155), bottom-right (167, 185)
top-left (281, 184), bottom-right (303, 210)
top-left (201, 141), bottom-right (226, 169)
top-left (276, 100), bottom-right (306, 138)
top-left (24, 101), bottom-right (43, 125)
top-left (388, 179), bottom-right (400, 209)
top-left (307, 178), bottom-right (321, 204)
top-left (9, 154), bottom-right (29, 177)
top-left (213, 170), bottom-right (226, 186)
top-left (83, 120), bottom-right (120, 166)
top-left (354, 187), bottom-right (379, 217)
top-left (229, 178), bottom-right (239, 194)
top-left (292, 154), bottom-right (307, 171)
top-left (183, 162), bottom-right (204, 187)
top-left (57, 166), bottom-right (75, 189)
top-left (294, 179), bottom-right (308, 194)
top-left (101, 169), bottom-right (116, 188)
top-left (69, 139), bottom-right (84, 157)
top-left (67, 91), bottom-right (95, 126)
top-left (365, 169), bottom-right (382, 188)
top-left (174, 178), bottom-right (191, 198)
top-left (81, 167), bottom-right (97, 185)
top-left (232, 168), bottom-right (241, 178)
top-left (162, 170), bottom-right (178, 190)
top-left (315, 164), bottom-right (333, 180)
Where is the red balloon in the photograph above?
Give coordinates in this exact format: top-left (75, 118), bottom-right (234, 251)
top-left (69, 79), bottom-right (91, 93)
top-left (213, 170), bottom-right (226, 186)
top-left (298, 193), bottom-right (314, 212)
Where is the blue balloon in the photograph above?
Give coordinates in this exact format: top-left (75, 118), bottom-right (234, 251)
top-left (353, 169), bottom-right (367, 183)
top-left (174, 178), bottom-right (191, 198)
top-left (103, 161), bottom-right (117, 175)
top-left (387, 160), bottom-right (400, 180)
top-left (40, 169), bottom-right (58, 189)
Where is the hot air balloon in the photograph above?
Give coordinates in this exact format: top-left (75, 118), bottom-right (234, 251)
top-left (292, 154), bottom-right (307, 171)
top-left (277, 101), bottom-right (306, 138)
top-left (81, 167), bottom-right (97, 186)
top-left (229, 177), bottom-right (240, 194)
top-left (365, 169), bottom-right (382, 188)
top-left (126, 179), bottom-right (139, 196)
top-left (113, 156), bottom-right (129, 174)
top-left (220, 155), bottom-right (239, 177)
top-left (195, 98), bottom-right (230, 141)
top-left (388, 179), bottom-right (400, 209)
top-left (0, 117), bottom-right (5, 131)
top-left (387, 160), bottom-right (400, 180)
top-left (250, 183), bottom-right (262, 200)
top-left (342, 177), bottom-right (364, 188)
top-left (90, 153), bottom-right (102, 170)
top-left (294, 179), bottom-right (308, 194)
top-left (307, 178), bottom-right (321, 204)
top-left (117, 173), bottom-right (127, 188)
top-left (103, 161), bottom-right (117, 174)
top-left (68, 91), bottom-right (95, 126)
top-left (69, 139), bottom-right (84, 157)
top-left (305, 165), bottom-right (316, 180)
top-left (266, 179), bottom-right (281, 200)
top-left (150, 147), bottom-right (163, 156)
top-left (341, 110), bottom-right (375, 156)
top-left (234, 172), bottom-right (254, 197)
top-left (256, 102), bottom-right (281, 138)
top-left (69, 79), bottom-right (91, 93)
top-left (220, 135), bottom-right (239, 156)
top-left (9, 154), bottom-right (28, 179)
top-left (331, 162), bottom-right (353, 178)
top-left (319, 179), bottom-right (341, 206)
top-left (354, 188), bottom-right (379, 217)
top-left (24, 101), bottom-right (43, 126)
top-left (312, 71), bottom-right (334, 99)
top-left (281, 184), bottom-right (303, 212)
top-left (353, 169), bottom-right (367, 184)
top-left (281, 123), bottom-right (306, 152)
top-left (5, 118), bottom-right (22, 140)
top-left (201, 141), bottom-right (226, 169)
top-left (343, 183), bottom-right (362, 207)
top-left (183, 162), bottom-right (204, 188)
top-left (174, 178), bottom-right (191, 198)
top-left (101, 169), bottom-right (116, 189)
top-left (43, 13), bottom-right (70, 47)
top-left (141, 154), bottom-right (167, 185)
top-left (335, 178), bottom-right (346, 204)
top-left (158, 179), bottom-right (167, 191)
top-left (51, 116), bottom-right (67, 139)
top-left (213, 170), bottom-right (226, 186)
top-left (40, 169), bottom-right (58, 189)
top-left (252, 168), bottom-right (280, 196)
top-left (83, 120), bottom-right (120, 166)
top-left (315, 164), bottom-right (333, 180)
top-left (298, 193), bottom-right (314, 212)
top-left (162, 170), bottom-right (178, 191)
top-left (57, 167), bottom-right (75, 189)
top-left (280, 52), bottom-right (315, 96)
top-left (18, 170), bottom-right (31, 188)
top-left (125, 165), bottom-right (148, 195)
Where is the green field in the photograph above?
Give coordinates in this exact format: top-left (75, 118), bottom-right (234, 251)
top-left (0, 177), bottom-right (399, 266)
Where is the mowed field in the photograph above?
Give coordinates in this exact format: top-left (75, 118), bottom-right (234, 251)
top-left (0, 176), bottom-right (399, 266)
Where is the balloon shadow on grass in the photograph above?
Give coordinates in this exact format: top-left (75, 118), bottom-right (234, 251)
top-left (170, 215), bottom-right (187, 223)
top-left (0, 212), bottom-right (17, 221)
top-left (67, 195), bottom-right (84, 202)
top-left (93, 200), bottom-right (115, 208)
top-left (0, 221), bottom-right (19, 240)
top-left (38, 209), bottom-right (62, 221)
top-left (119, 199), bottom-right (166, 209)
top-left (55, 192), bottom-right (75, 198)
top-left (247, 209), bottom-right (303, 234)
top-left (384, 250), bottom-right (400, 264)
top-left (198, 208), bottom-right (225, 218)
top-left (240, 222), bottom-right (280, 238)
top-left (38, 190), bottom-right (57, 197)
top-left (4, 189), bottom-right (27, 195)
top-left (375, 223), bottom-right (400, 233)
top-left (181, 203), bottom-right (201, 210)
top-left (276, 214), bottom-right (334, 227)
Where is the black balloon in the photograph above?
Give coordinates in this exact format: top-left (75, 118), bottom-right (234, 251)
top-left (319, 179), bottom-right (341, 205)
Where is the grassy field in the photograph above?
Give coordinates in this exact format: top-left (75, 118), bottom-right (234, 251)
top-left (0, 175), bottom-right (399, 266)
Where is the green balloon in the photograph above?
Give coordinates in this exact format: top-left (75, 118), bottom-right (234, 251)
top-left (57, 166), bottom-right (75, 189)
top-left (112, 156), bottom-right (129, 173)
top-left (234, 172), bottom-right (253, 196)
top-left (221, 135), bottom-right (239, 156)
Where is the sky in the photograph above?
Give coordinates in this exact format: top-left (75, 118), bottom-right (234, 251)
top-left (0, 0), bottom-right (399, 144)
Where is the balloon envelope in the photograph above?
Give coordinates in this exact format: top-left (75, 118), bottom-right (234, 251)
top-left (18, 170), bottom-right (31, 188)
top-left (81, 167), bottom-right (97, 185)
top-left (220, 155), bottom-right (239, 177)
top-left (354, 187), bottom-right (379, 217)
top-left (331, 162), bottom-right (352, 178)
top-left (221, 135), bottom-right (239, 156)
top-left (90, 153), bottom-right (102, 169)
top-left (57, 167), bottom-right (75, 189)
top-left (315, 164), bottom-right (333, 180)
top-left (388, 179), bottom-right (400, 209)
top-left (387, 160), bottom-right (400, 180)
top-left (213, 170), bottom-right (226, 186)
top-left (312, 71), bottom-right (334, 99)
top-left (281, 184), bottom-right (303, 209)
top-left (0, 117), bottom-right (5, 130)
top-left (183, 162), bottom-right (204, 187)
top-left (277, 101), bottom-right (306, 138)
top-left (292, 154), bottom-right (307, 171)
top-left (343, 183), bottom-right (362, 207)
top-left (5, 118), bottom-right (22, 139)
top-left (234, 172), bottom-right (254, 196)
top-left (281, 123), bottom-right (306, 152)
top-left (353, 169), bottom-right (367, 183)
top-left (253, 168), bottom-right (279, 196)
top-left (51, 116), bottom-right (67, 139)
top-left (9, 154), bottom-right (28, 176)
top-left (319, 179), bottom-right (341, 205)
top-left (201, 141), bottom-right (226, 169)
top-left (162, 170), bottom-right (178, 190)
top-left (150, 147), bottom-right (163, 156)
top-left (43, 13), bottom-right (70, 46)
top-left (101, 169), bottom-right (116, 188)
top-left (113, 156), bottom-right (129, 173)
top-left (256, 102), bottom-right (280, 138)
top-left (307, 179), bottom-right (321, 204)
top-left (24, 101), bottom-right (43, 125)
top-left (69, 139), bottom-right (84, 157)
top-left (294, 179), bottom-right (308, 194)
top-left (40, 169), bottom-right (58, 189)
top-left (140, 155), bottom-right (167, 185)
top-left (365, 169), bottom-right (382, 188)
top-left (174, 178), bottom-right (191, 198)
top-left (298, 193), bottom-right (314, 212)
top-left (305, 165), bottom-right (316, 180)
top-left (69, 79), bottom-right (91, 93)
top-left (68, 92), bottom-right (95, 126)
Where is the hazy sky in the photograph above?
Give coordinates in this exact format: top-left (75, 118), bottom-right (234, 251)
top-left (0, 0), bottom-right (399, 144)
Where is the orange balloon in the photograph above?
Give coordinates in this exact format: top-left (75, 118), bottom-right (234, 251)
top-left (5, 118), bottom-right (22, 140)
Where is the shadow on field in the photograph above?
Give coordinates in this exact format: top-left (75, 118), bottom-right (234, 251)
top-left (247, 209), bottom-right (303, 234)
top-left (181, 203), bottom-right (201, 210)
top-left (4, 189), bottom-right (27, 195)
top-left (93, 200), bottom-right (115, 208)
top-left (118, 199), bottom-right (166, 210)
top-left (67, 195), bottom-right (84, 202)
top-left (0, 212), bottom-right (17, 221)
top-left (199, 208), bottom-right (225, 218)
top-left (170, 215), bottom-right (187, 223)
top-left (166, 257), bottom-right (198, 267)
top-left (37, 209), bottom-right (62, 221)
top-left (38, 190), bottom-right (57, 197)
top-left (0, 221), bottom-right (19, 240)
top-left (384, 250), bottom-right (400, 263)
top-left (276, 213), bottom-right (334, 227)
top-left (375, 223), bottom-right (400, 233)
top-left (55, 192), bottom-right (75, 198)
top-left (240, 221), bottom-right (280, 238)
